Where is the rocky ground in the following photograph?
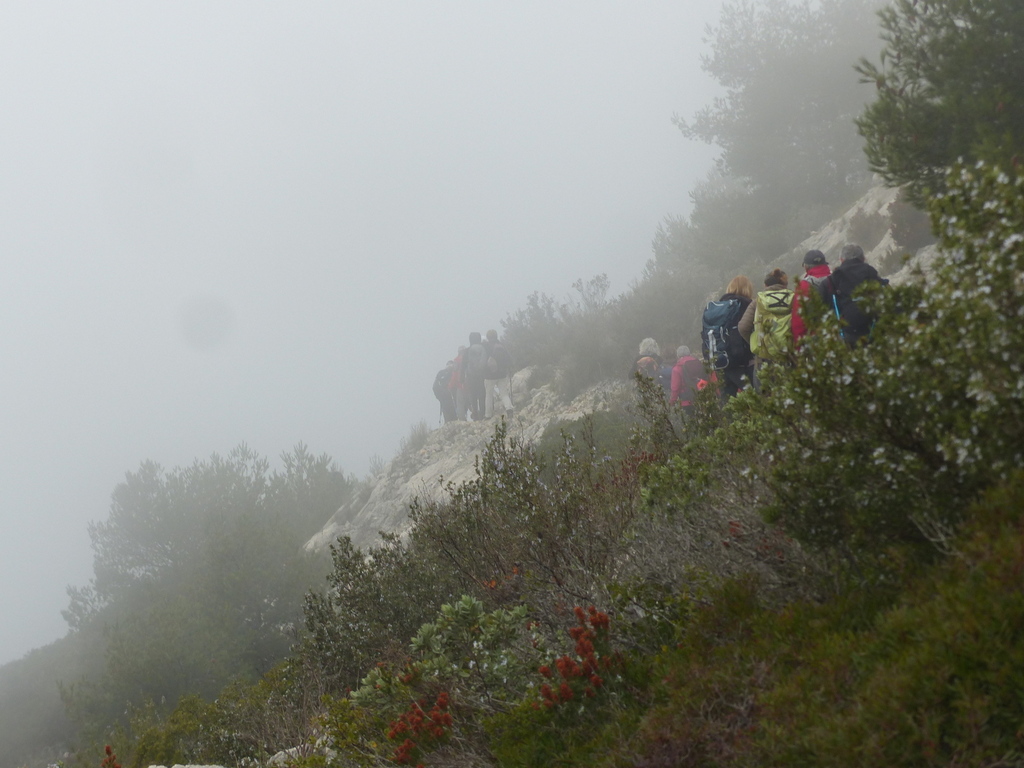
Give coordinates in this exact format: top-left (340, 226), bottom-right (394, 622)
top-left (305, 370), bottom-right (633, 552)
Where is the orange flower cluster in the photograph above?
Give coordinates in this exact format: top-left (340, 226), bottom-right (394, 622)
top-left (388, 691), bottom-right (454, 765)
top-left (536, 605), bottom-right (615, 709)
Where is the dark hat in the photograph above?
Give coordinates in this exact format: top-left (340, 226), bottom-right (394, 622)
top-left (803, 249), bottom-right (827, 267)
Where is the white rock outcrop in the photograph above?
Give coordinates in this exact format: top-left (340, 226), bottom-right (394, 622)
top-left (305, 369), bottom-right (632, 552)
top-left (770, 181), bottom-right (939, 281)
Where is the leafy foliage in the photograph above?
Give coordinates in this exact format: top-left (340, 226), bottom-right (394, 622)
top-left (301, 532), bottom-right (460, 694)
top-left (736, 163), bottom-right (1024, 573)
top-left (857, 0), bottom-right (1024, 204)
top-left (349, 596), bottom-right (537, 765)
top-left (670, 0), bottom-right (880, 274)
top-left (501, 276), bottom-right (626, 398)
top-left (59, 444), bottom-right (356, 754)
top-left (629, 470), bottom-right (1024, 767)
top-left (406, 419), bottom-right (648, 624)
top-left (77, 157), bottom-right (1024, 768)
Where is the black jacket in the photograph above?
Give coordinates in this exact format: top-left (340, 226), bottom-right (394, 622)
top-left (824, 260), bottom-right (885, 345)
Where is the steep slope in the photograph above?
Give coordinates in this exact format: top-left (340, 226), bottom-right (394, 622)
top-left (308, 181), bottom-right (939, 555)
top-left (306, 370), bottom-right (632, 552)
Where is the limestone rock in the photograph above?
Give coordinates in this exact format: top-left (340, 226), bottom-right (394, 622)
top-left (306, 369), bottom-right (632, 552)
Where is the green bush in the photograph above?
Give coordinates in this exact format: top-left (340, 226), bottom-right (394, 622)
top-left (735, 163), bottom-right (1024, 573)
top-left (407, 420), bottom-right (648, 626)
top-left (302, 533), bottom-right (462, 694)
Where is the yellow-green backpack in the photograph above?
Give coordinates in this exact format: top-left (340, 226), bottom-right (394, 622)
top-left (750, 288), bottom-right (794, 361)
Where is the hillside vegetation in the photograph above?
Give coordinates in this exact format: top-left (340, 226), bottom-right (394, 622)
top-left (87, 161), bottom-right (1022, 768)
top-left (3, 0), bottom-right (1024, 766)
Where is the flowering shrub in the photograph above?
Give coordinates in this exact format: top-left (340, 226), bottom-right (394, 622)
top-left (348, 596), bottom-right (541, 765)
top-left (100, 745), bottom-right (121, 768)
top-left (387, 692), bottom-right (453, 766)
top-left (735, 163), bottom-right (1024, 570)
top-left (534, 606), bottom-right (619, 710)
top-left (485, 604), bottom-right (637, 767)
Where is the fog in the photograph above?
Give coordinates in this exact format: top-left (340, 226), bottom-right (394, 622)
top-left (0, 1), bottom-right (721, 665)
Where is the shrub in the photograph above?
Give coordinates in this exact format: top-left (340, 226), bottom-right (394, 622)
top-left (535, 408), bottom-right (636, 469)
top-left (486, 604), bottom-right (638, 768)
top-left (753, 470), bottom-right (1024, 766)
top-left (302, 534), bottom-right (462, 694)
top-left (407, 420), bottom-right (648, 626)
top-left (737, 163), bottom-right (1024, 573)
top-left (348, 596), bottom-right (541, 766)
top-left (398, 421), bottom-right (430, 455)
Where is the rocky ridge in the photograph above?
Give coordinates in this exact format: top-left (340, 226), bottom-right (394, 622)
top-left (307, 181), bottom-right (939, 556)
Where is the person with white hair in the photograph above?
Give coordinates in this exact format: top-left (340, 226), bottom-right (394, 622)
top-left (633, 337), bottom-right (663, 380)
top-left (822, 244), bottom-right (888, 347)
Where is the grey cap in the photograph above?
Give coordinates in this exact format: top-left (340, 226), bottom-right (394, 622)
top-left (677, 345), bottom-right (690, 357)
top-left (803, 249), bottom-right (827, 266)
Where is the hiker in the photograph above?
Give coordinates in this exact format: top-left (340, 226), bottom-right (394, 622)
top-left (703, 276), bottom-right (755, 398)
top-left (822, 244), bottom-right (888, 347)
top-left (432, 360), bottom-right (457, 423)
top-left (739, 268), bottom-right (794, 374)
top-left (633, 337), bottom-right (663, 381)
top-left (450, 346), bottom-right (469, 420)
top-left (483, 329), bottom-right (514, 419)
top-left (792, 249), bottom-right (832, 346)
top-left (462, 332), bottom-right (489, 420)
top-left (669, 344), bottom-right (704, 415)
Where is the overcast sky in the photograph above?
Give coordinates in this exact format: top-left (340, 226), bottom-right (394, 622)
top-left (0, 1), bottom-right (723, 665)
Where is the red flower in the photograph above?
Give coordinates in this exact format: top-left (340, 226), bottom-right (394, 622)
top-left (576, 637), bottom-right (595, 657)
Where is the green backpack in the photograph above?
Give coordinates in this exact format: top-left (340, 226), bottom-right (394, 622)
top-left (749, 288), bottom-right (794, 361)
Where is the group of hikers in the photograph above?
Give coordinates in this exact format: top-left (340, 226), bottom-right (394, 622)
top-left (433, 330), bottom-right (515, 423)
top-left (636, 243), bottom-right (887, 404)
top-left (432, 244), bottom-right (885, 424)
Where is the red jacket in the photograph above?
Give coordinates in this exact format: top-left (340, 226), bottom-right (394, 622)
top-left (792, 264), bottom-right (832, 343)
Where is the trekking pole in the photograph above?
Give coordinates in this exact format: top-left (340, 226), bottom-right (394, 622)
top-left (832, 294), bottom-right (846, 343)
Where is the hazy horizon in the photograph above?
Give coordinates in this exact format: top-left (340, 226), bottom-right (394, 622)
top-left (0, 1), bottom-right (723, 666)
